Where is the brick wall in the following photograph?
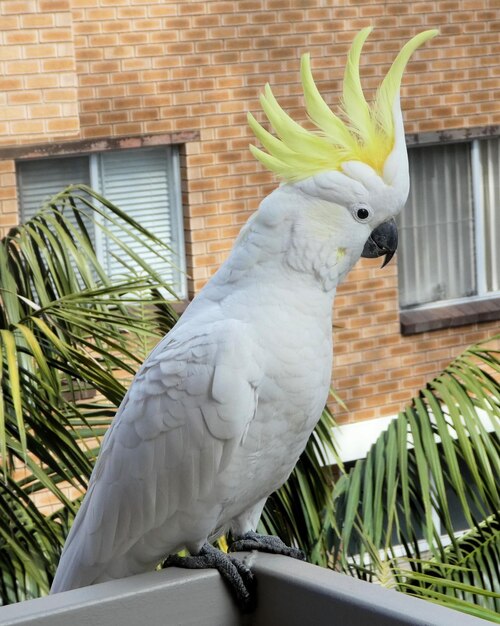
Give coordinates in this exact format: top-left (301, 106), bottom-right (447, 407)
top-left (332, 261), bottom-right (498, 424)
top-left (0, 0), bottom-right (80, 143)
top-left (0, 0), bottom-right (499, 428)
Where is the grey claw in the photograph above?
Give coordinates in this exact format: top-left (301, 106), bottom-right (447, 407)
top-left (229, 531), bottom-right (306, 561)
top-left (163, 543), bottom-right (256, 612)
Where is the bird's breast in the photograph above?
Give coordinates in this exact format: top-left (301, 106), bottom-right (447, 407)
top-left (221, 305), bottom-right (333, 504)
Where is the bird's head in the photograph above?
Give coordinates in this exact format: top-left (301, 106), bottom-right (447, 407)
top-left (248, 28), bottom-right (438, 271)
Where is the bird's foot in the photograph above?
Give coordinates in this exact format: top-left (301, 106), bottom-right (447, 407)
top-left (163, 542), bottom-right (256, 612)
top-left (228, 531), bottom-right (306, 561)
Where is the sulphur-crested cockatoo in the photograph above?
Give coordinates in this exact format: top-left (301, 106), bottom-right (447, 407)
top-left (51, 28), bottom-right (437, 608)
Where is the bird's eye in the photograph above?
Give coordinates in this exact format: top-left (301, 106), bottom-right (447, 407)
top-left (351, 203), bottom-right (373, 223)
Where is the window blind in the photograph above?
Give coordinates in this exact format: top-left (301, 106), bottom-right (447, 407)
top-left (397, 143), bottom-right (476, 308)
top-left (17, 156), bottom-right (97, 272)
top-left (16, 148), bottom-right (185, 299)
top-left (17, 156), bottom-right (92, 223)
top-left (97, 148), bottom-right (183, 295)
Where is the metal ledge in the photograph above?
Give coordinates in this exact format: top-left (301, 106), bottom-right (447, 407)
top-left (0, 566), bottom-right (241, 626)
top-left (0, 553), bottom-right (486, 626)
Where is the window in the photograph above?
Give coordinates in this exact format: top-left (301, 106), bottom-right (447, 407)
top-left (17, 146), bottom-right (186, 299)
top-left (397, 137), bottom-right (499, 309)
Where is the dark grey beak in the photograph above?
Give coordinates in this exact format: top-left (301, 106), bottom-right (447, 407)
top-left (361, 218), bottom-right (398, 268)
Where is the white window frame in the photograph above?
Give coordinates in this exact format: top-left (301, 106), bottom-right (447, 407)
top-left (471, 140), bottom-right (488, 298)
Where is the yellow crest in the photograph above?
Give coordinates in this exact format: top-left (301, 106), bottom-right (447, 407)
top-left (248, 28), bottom-right (438, 182)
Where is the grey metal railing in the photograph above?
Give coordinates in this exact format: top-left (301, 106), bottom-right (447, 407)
top-left (0, 553), bottom-right (488, 626)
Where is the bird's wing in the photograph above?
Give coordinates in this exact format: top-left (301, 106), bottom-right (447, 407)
top-left (51, 319), bottom-right (260, 592)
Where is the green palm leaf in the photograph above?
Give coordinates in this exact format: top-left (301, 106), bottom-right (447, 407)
top-left (0, 184), bottom-right (179, 603)
top-left (0, 182), bottom-right (342, 603)
top-left (399, 513), bottom-right (500, 617)
top-left (330, 336), bottom-right (500, 617)
top-left (3, 181), bottom-right (498, 621)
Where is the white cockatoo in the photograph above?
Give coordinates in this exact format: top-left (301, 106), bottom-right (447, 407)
top-left (51, 28), bottom-right (437, 608)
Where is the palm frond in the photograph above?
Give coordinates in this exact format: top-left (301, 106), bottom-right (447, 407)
top-left (0, 184), bottom-right (179, 604)
top-left (330, 335), bottom-right (500, 616)
top-left (398, 513), bottom-right (500, 618)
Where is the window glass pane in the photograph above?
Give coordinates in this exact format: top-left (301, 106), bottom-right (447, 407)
top-left (97, 147), bottom-right (185, 298)
top-left (17, 156), bottom-right (91, 221)
top-left (17, 157), bottom-right (94, 295)
top-left (480, 137), bottom-right (500, 293)
top-left (397, 143), bottom-right (476, 308)
top-left (17, 156), bottom-right (96, 263)
top-left (17, 150), bottom-right (186, 300)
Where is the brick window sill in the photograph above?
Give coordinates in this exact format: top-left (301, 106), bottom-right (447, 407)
top-left (400, 296), bottom-right (500, 336)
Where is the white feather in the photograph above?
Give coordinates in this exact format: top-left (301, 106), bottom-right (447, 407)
top-left (51, 174), bottom-right (408, 593)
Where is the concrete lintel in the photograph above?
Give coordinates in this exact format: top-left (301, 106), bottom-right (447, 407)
top-left (0, 131), bottom-right (200, 162)
top-left (406, 124), bottom-right (498, 147)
